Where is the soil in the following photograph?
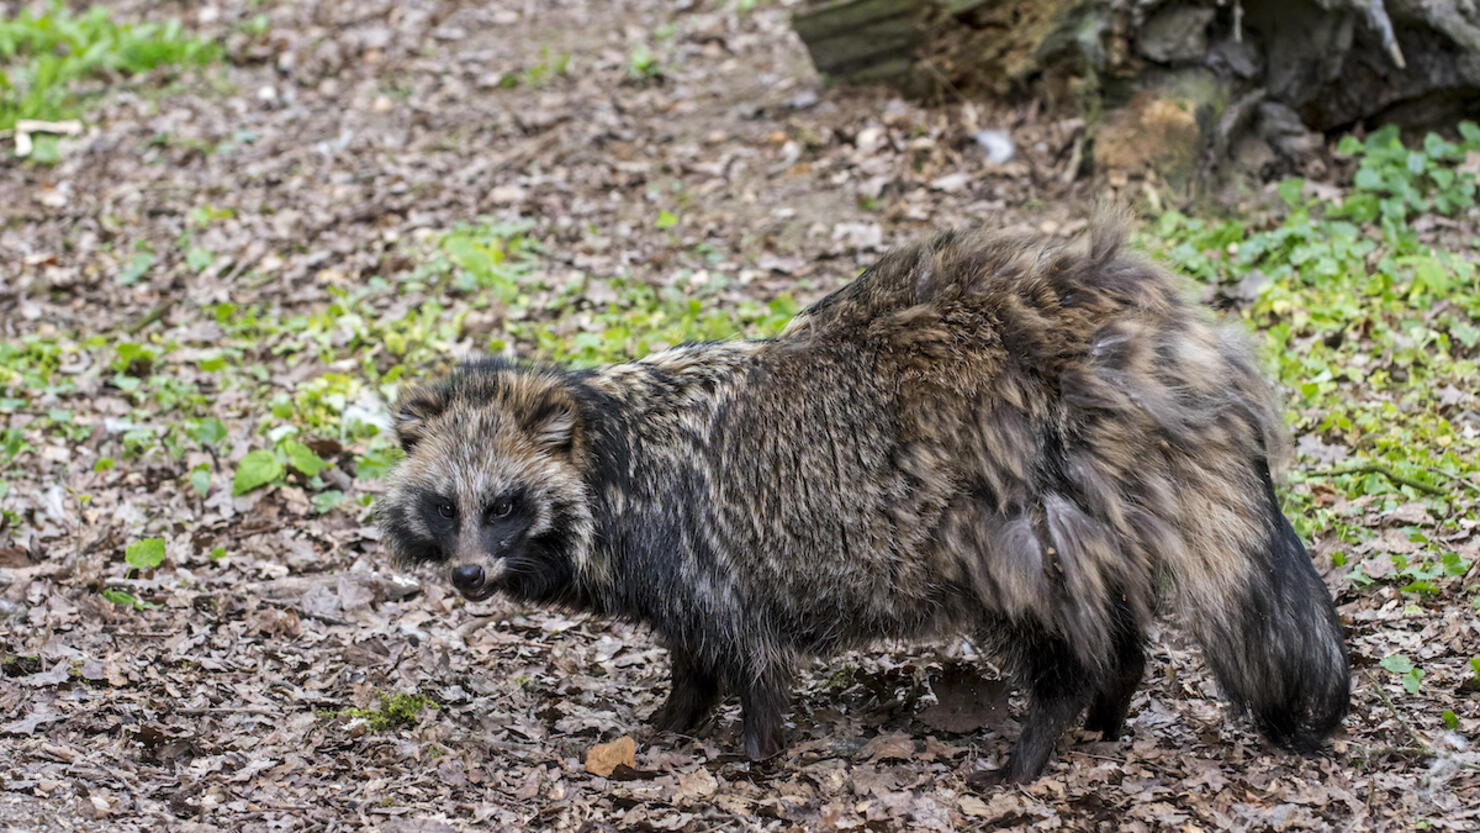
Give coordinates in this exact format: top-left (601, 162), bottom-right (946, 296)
top-left (1, 1), bottom-right (1476, 831)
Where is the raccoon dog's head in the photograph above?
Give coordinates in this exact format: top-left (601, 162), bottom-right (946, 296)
top-left (377, 360), bottom-right (595, 606)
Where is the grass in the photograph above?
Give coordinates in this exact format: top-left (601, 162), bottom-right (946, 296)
top-left (329, 691), bottom-right (440, 733)
top-left (1139, 123), bottom-right (1480, 709)
top-left (1143, 124), bottom-right (1480, 547)
top-left (0, 213), bottom-right (798, 554)
top-left (0, 1), bottom-right (219, 155)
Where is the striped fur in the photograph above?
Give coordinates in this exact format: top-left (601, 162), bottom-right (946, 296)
top-left (377, 213), bottom-right (1350, 782)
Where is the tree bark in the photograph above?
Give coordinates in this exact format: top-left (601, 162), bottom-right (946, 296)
top-left (792, 0), bottom-right (1480, 184)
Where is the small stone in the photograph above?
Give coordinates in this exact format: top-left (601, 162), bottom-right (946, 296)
top-left (974, 129), bottom-right (1015, 164)
top-left (1138, 6), bottom-right (1215, 64)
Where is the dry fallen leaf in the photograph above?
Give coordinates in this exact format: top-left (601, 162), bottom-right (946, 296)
top-left (584, 736), bottom-right (637, 777)
top-left (673, 768), bottom-right (718, 803)
top-left (919, 663), bottom-right (1009, 734)
top-left (959, 795), bottom-right (990, 818)
top-left (860, 731), bottom-right (915, 762)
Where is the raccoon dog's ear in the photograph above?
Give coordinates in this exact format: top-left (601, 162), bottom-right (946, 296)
top-left (393, 385), bottom-right (451, 452)
top-left (524, 390), bottom-right (580, 454)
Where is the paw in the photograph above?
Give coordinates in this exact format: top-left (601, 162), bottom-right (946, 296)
top-left (743, 723), bottom-right (785, 760)
top-left (649, 700), bottom-right (698, 734)
top-left (964, 767), bottom-right (1007, 791)
top-left (964, 763), bottom-right (1038, 789)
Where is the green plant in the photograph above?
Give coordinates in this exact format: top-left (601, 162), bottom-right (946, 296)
top-left (100, 588), bottom-right (161, 610)
top-left (1143, 123), bottom-right (1480, 612)
top-left (124, 537), bottom-right (165, 572)
top-left (1380, 654), bottom-right (1425, 694)
top-left (101, 535), bottom-right (167, 610)
top-left (514, 272), bottom-right (797, 368)
top-left (1335, 123), bottom-right (1480, 237)
top-left (231, 435), bottom-right (331, 497)
top-left (0, 1), bottom-right (221, 134)
top-left (823, 663), bottom-right (857, 691)
top-left (627, 46), bottom-right (664, 81)
top-left (498, 45), bottom-right (571, 89)
top-left (333, 691), bottom-right (439, 732)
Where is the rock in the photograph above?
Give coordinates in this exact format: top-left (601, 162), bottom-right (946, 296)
top-left (1094, 94), bottom-right (1201, 185)
top-left (1138, 6), bottom-right (1216, 64)
top-left (795, 0), bottom-right (1480, 199)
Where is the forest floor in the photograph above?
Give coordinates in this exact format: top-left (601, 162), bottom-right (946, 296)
top-left (1, 1), bottom-right (1478, 831)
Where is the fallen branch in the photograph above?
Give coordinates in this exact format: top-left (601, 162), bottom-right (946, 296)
top-left (13, 118), bottom-right (83, 157)
top-left (1366, 670), bottom-right (1429, 750)
top-left (123, 300), bottom-right (176, 335)
top-left (1307, 462), bottom-right (1445, 496)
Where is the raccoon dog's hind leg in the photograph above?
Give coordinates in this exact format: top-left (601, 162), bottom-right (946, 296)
top-left (1082, 598), bottom-right (1147, 739)
top-left (969, 626), bottom-right (1100, 786)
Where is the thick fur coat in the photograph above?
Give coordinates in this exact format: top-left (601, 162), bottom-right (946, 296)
top-left (378, 216), bottom-right (1351, 782)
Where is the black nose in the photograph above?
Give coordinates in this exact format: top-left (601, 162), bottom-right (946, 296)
top-left (450, 564), bottom-right (485, 592)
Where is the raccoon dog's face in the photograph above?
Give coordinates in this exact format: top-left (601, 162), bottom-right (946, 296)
top-left (377, 366), bottom-right (594, 607)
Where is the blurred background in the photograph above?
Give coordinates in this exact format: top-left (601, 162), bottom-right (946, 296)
top-left (0, 1), bottom-right (1477, 831)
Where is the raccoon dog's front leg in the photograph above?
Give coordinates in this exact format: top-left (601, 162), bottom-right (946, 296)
top-left (651, 648), bottom-right (721, 734)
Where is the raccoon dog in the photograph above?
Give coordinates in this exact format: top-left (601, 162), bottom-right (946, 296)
top-left (378, 213), bottom-right (1350, 783)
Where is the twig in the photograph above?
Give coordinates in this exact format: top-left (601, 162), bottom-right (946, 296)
top-left (123, 299), bottom-right (175, 335)
top-left (1419, 466), bottom-right (1480, 496)
top-left (1359, 0), bottom-right (1407, 69)
top-left (1307, 462), bottom-right (1445, 496)
top-left (1365, 670), bottom-right (1429, 751)
top-left (174, 706), bottom-right (285, 717)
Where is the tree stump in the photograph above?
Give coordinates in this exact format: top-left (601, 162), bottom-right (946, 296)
top-left (792, 0), bottom-right (1480, 187)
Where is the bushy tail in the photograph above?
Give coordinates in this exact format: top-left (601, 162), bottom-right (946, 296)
top-left (1184, 465), bottom-right (1351, 751)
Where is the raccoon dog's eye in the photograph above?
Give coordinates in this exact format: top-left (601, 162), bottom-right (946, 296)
top-left (491, 498), bottom-right (514, 519)
top-left (436, 501), bottom-right (456, 519)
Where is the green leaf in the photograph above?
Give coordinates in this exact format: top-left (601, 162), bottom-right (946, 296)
top-left (101, 588), bottom-right (162, 610)
top-left (282, 439), bottom-right (326, 477)
top-left (1379, 654), bottom-right (1413, 674)
top-left (188, 463), bottom-right (211, 496)
top-left (312, 489), bottom-right (346, 513)
top-left (1450, 319), bottom-right (1479, 348)
top-left (655, 209), bottom-right (678, 229)
top-left (124, 537), bottom-right (166, 570)
top-left (1402, 668), bottom-right (1424, 694)
top-left (1443, 710), bottom-right (1459, 730)
top-left (1353, 168), bottom-right (1383, 191)
top-left (192, 417), bottom-right (227, 446)
top-left (30, 135), bottom-right (61, 164)
top-left (209, 546), bottom-right (226, 561)
top-left (1277, 178), bottom-right (1305, 208)
top-left (186, 247), bottom-right (214, 272)
top-left (232, 449), bottom-right (284, 495)
top-left (116, 251), bottom-right (153, 286)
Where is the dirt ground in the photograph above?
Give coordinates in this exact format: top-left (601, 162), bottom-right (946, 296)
top-left (1, 1), bottom-right (1477, 831)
